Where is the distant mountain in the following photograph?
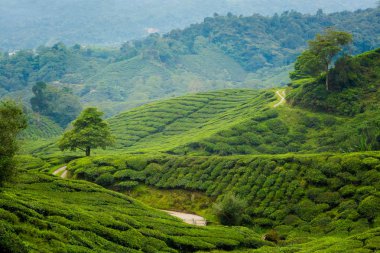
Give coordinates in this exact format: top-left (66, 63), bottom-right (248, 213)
top-left (0, 0), bottom-right (378, 50)
top-left (1, 8), bottom-right (379, 119)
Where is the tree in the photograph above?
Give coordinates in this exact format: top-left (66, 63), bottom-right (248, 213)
top-left (213, 193), bottom-right (247, 225)
top-left (290, 29), bottom-right (353, 91)
top-left (58, 108), bottom-right (114, 156)
top-left (0, 100), bottom-right (27, 186)
top-left (308, 28), bottom-right (353, 91)
top-left (30, 82), bottom-right (82, 127)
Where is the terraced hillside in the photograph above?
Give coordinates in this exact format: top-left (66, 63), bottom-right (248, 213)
top-left (0, 156), bottom-right (267, 252)
top-left (108, 89), bottom-right (276, 153)
top-left (105, 89), bottom-right (379, 156)
top-left (67, 152), bottom-right (380, 252)
top-left (20, 112), bottom-right (63, 140)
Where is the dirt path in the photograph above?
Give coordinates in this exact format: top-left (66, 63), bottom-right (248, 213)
top-left (273, 90), bottom-right (286, 108)
top-left (52, 166), bottom-right (68, 179)
top-left (162, 210), bottom-right (206, 226)
top-left (51, 167), bottom-right (206, 225)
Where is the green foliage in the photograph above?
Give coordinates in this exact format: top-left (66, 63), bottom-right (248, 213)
top-left (0, 100), bottom-right (27, 185)
top-left (95, 172), bottom-right (114, 187)
top-left (1, 8), bottom-right (380, 116)
top-left (291, 28), bottom-right (353, 90)
top-left (30, 82), bottom-right (82, 127)
top-left (0, 222), bottom-right (28, 253)
top-left (358, 196), bottom-right (380, 220)
top-left (213, 193), bottom-right (247, 225)
top-left (0, 167), bottom-right (268, 252)
top-left (289, 48), bottom-right (380, 117)
top-left (67, 152), bottom-right (380, 235)
top-left (58, 108), bottom-right (114, 156)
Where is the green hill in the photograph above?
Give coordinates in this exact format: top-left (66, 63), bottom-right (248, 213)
top-left (66, 152), bottom-right (380, 252)
top-left (1, 7), bottom-right (379, 117)
top-left (0, 156), bottom-right (268, 252)
top-left (101, 48), bottom-right (380, 156)
top-left (20, 112), bottom-right (63, 140)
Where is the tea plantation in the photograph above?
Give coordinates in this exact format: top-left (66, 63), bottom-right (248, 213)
top-left (0, 156), bottom-right (268, 252)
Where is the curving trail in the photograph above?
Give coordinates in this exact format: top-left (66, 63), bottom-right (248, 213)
top-left (51, 166), bottom-right (207, 225)
top-left (52, 166), bottom-right (68, 179)
top-left (273, 90), bottom-right (286, 108)
top-left (162, 210), bottom-right (206, 226)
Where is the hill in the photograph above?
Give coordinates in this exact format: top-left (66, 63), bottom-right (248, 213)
top-left (1, 7), bottom-right (379, 116)
top-left (0, 156), bottom-right (267, 252)
top-left (20, 112), bottom-right (63, 140)
top-left (66, 152), bottom-right (380, 252)
top-left (0, 0), bottom-right (377, 50)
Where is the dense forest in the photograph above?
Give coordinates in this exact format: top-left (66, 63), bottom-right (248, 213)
top-left (0, 0), bottom-right (377, 50)
top-left (0, 6), bottom-right (379, 122)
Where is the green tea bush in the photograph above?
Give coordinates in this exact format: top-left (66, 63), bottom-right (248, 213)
top-left (115, 181), bottom-right (139, 191)
top-left (0, 222), bottom-right (27, 253)
top-left (95, 173), bottom-right (115, 187)
top-left (358, 196), bottom-right (380, 220)
top-left (213, 193), bottom-right (247, 225)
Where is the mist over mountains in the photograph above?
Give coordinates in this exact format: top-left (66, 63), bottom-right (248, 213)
top-left (0, 0), bottom-right (378, 50)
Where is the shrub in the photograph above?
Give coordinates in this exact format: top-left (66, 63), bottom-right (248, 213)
top-left (358, 196), bottom-right (380, 220)
top-left (95, 173), bottom-right (115, 187)
top-left (305, 168), bottom-right (327, 185)
top-left (294, 199), bottom-right (322, 222)
top-left (263, 230), bottom-right (280, 243)
top-left (213, 193), bottom-right (247, 225)
top-left (115, 181), bottom-right (139, 191)
top-left (339, 185), bottom-right (356, 197)
top-left (365, 236), bottom-right (380, 250)
top-left (315, 191), bottom-right (341, 206)
top-left (0, 222), bottom-right (28, 253)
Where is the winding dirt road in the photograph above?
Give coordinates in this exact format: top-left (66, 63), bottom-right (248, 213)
top-left (52, 167), bottom-right (207, 225)
top-left (52, 166), bottom-right (68, 179)
top-left (162, 210), bottom-right (206, 226)
top-left (274, 90), bottom-right (286, 108)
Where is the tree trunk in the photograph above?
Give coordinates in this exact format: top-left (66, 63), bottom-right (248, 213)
top-left (85, 147), bottom-right (91, 156)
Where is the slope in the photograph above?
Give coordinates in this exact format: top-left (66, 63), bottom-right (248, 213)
top-left (1, 8), bottom-right (379, 117)
top-left (0, 156), bottom-right (267, 252)
top-left (107, 89), bottom-right (275, 153)
top-left (20, 112), bottom-right (63, 140)
top-left (67, 152), bottom-right (380, 252)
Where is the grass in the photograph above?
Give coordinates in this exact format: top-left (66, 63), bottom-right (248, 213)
top-left (128, 185), bottom-right (216, 222)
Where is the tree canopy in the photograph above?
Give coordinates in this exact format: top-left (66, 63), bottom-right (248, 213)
top-left (30, 81), bottom-right (82, 127)
top-left (291, 28), bottom-right (353, 90)
top-left (0, 100), bottom-right (27, 186)
top-left (58, 108), bottom-right (114, 156)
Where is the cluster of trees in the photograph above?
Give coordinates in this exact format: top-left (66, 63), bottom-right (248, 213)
top-left (0, 101), bottom-right (26, 186)
top-left (0, 100), bottom-right (113, 186)
top-left (0, 43), bottom-right (117, 96)
top-left (30, 82), bottom-right (82, 127)
top-left (1, 0), bottom-right (376, 50)
top-left (156, 7), bottom-right (378, 71)
top-left (290, 28), bottom-right (353, 90)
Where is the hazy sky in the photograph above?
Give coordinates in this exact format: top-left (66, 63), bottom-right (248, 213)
top-left (0, 0), bottom-right (378, 49)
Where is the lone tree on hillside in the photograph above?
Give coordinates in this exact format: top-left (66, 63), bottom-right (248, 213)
top-left (58, 108), bottom-right (114, 156)
top-left (291, 28), bottom-right (352, 91)
top-left (0, 100), bottom-right (27, 186)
